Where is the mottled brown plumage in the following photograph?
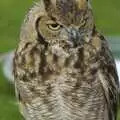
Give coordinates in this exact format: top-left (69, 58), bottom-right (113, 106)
top-left (13, 0), bottom-right (119, 120)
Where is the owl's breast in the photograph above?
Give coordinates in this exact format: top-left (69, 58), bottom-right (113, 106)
top-left (15, 42), bottom-right (105, 120)
top-left (23, 67), bottom-right (105, 120)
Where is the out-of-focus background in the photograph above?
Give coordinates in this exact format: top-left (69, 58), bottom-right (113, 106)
top-left (0, 0), bottom-right (120, 119)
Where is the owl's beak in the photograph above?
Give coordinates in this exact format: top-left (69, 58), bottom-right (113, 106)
top-left (67, 27), bottom-right (81, 46)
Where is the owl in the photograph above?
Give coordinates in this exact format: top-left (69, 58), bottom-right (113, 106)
top-left (13, 0), bottom-right (119, 120)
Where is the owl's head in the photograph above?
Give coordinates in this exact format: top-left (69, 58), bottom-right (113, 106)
top-left (21, 0), bottom-right (94, 48)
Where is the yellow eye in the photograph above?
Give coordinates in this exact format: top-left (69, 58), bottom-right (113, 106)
top-left (48, 23), bottom-right (61, 31)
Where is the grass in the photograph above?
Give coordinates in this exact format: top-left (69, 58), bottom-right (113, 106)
top-left (0, 0), bottom-right (120, 120)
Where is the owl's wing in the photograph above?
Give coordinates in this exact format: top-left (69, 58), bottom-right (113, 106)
top-left (98, 35), bottom-right (119, 120)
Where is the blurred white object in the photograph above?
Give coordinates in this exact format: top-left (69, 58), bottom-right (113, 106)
top-left (115, 59), bottom-right (120, 82)
top-left (0, 51), bottom-right (14, 83)
top-left (0, 51), bottom-right (120, 84)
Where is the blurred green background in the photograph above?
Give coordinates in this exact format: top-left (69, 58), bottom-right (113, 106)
top-left (0, 0), bottom-right (120, 119)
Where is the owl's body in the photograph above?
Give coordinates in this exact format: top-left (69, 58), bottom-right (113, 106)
top-left (14, 0), bottom-right (119, 120)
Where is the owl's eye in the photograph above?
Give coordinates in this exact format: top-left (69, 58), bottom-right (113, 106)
top-left (47, 23), bottom-right (61, 31)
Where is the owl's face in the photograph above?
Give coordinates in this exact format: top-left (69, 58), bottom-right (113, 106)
top-left (36, 0), bottom-right (94, 48)
top-left (22, 0), bottom-right (94, 48)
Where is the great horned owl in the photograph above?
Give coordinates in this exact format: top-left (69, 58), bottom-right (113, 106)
top-left (13, 0), bottom-right (119, 120)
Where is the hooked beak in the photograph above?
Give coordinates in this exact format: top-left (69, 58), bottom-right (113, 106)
top-left (67, 27), bottom-right (83, 47)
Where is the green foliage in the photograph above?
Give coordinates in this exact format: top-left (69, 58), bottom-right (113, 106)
top-left (92, 0), bottom-right (120, 35)
top-left (0, 0), bottom-right (33, 52)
